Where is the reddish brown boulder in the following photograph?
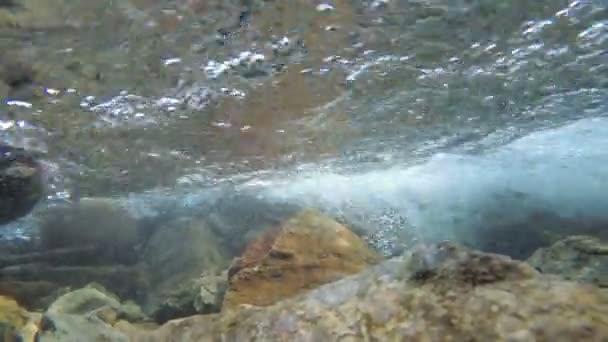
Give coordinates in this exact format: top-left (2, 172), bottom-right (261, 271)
top-left (222, 209), bottom-right (382, 310)
top-left (132, 242), bottom-right (608, 341)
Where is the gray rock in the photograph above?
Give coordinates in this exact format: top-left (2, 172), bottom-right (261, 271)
top-left (143, 268), bottom-right (227, 324)
top-left (193, 270), bottom-right (228, 313)
top-left (47, 283), bottom-right (145, 322)
top-left (140, 218), bottom-right (228, 321)
top-left (528, 235), bottom-right (608, 287)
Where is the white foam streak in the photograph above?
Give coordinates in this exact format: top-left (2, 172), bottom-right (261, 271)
top-left (260, 117), bottom-right (608, 242)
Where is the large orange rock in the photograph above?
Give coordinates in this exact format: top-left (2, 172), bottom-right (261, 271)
top-left (222, 209), bottom-right (382, 310)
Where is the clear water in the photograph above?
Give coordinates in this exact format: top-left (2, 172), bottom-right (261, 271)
top-left (0, 0), bottom-right (607, 324)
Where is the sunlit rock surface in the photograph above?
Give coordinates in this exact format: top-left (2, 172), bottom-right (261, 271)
top-left (46, 283), bottom-right (143, 322)
top-left (528, 235), bottom-right (608, 288)
top-left (222, 209), bottom-right (382, 310)
top-left (132, 242), bottom-right (608, 341)
top-left (36, 284), bottom-right (147, 341)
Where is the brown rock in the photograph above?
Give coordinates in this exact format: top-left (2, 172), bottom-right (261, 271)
top-left (222, 209), bottom-right (382, 310)
top-left (132, 242), bottom-right (608, 341)
top-left (0, 295), bottom-right (39, 341)
top-left (0, 295), bottom-right (27, 332)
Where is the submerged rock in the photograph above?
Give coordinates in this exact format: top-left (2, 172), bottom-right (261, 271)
top-left (36, 284), bottom-right (148, 341)
top-left (222, 209), bottom-right (382, 310)
top-left (140, 218), bottom-right (228, 322)
top-left (37, 197), bottom-right (139, 265)
top-left (148, 270), bottom-right (227, 324)
top-left (0, 143), bottom-right (43, 225)
top-left (0, 263), bottom-right (144, 304)
top-left (46, 283), bottom-right (144, 323)
top-left (0, 280), bottom-right (64, 311)
top-left (194, 270), bottom-right (228, 314)
top-left (528, 235), bottom-right (608, 287)
top-left (134, 242), bottom-right (608, 341)
top-left (37, 312), bottom-right (130, 342)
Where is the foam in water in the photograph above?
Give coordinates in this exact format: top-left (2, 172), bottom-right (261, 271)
top-left (7, 117), bottom-right (605, 257)
top-left (258, 117), bottom-right (608, 256)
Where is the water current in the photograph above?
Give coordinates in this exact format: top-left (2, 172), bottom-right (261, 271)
top-left (1, 0), bottom-right (607, 269)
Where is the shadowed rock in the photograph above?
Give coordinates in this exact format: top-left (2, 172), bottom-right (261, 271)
top-left (139, 218), bottom-right (228, 322)
top-left (0, 144), bottom-right (43, 225)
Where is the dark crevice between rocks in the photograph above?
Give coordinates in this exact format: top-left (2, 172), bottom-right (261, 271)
top-left (153, 302), bottom-right (197, 325)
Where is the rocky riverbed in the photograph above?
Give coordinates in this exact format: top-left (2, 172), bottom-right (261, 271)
top-left (1, 0), bottom-right (607, 340)
top-left (0, 207), bottom-right (607, 340)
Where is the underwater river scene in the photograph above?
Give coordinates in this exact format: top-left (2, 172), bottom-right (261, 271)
top-left (1, 0), bottom-right (608, 340)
